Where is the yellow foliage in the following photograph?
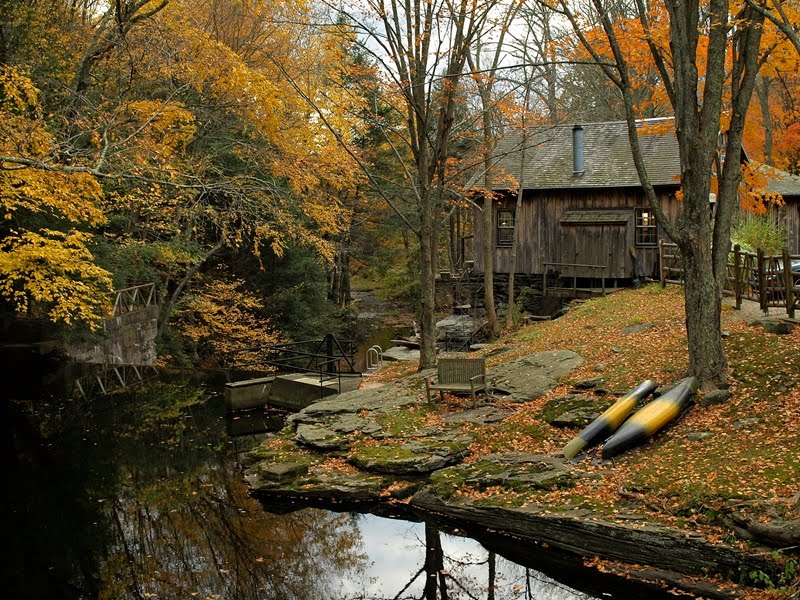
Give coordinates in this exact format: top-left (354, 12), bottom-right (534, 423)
top-left (176, 271), bottom-right (281, 364)
top-left (1, 66), bottom-right (106, 226)
top-left (116, 100), bottom-right (197, 161)
top-left (0, 66), bottom-right (41, 116)
top-left (158, 2), bottom-right (281, 139)
top-left (1, 169), bottom-right (106, 225)
top-left (0, 229), bottom-right (113, 328)
top-left (0, 66), bottom-right (111, 327)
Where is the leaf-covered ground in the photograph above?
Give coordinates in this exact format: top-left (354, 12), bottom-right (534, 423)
top-left (367, 284), bottom-right (800, 596)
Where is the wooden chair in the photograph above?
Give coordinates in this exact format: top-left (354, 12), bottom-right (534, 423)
top-left (424, 356), bottom-right (488, 402)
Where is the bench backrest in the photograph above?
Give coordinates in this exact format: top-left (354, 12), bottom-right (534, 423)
top-left (437, 357), bottom-right (486, 384)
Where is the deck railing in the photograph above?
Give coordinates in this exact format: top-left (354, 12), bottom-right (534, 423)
top-left (543, 262), bottom-right (608, 296)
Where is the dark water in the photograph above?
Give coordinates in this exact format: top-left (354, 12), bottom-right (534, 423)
top-left (354, 319), bottom-right (412, 372)
top-left (4, 361), bottom-right (677, 600)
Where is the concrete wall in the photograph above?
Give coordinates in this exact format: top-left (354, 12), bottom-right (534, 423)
top-left (66, 305), bottom-right (159, 365)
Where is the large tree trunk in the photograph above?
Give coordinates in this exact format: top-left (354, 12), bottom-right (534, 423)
top-left (561, 0), bottom-right (765, 388)
top-left (756, 76), bottom-right (774, 165)
top-left (681, 240), bottom-right (728, 384)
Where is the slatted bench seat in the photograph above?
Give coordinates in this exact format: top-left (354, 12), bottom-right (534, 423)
top-left (424, 356), bottom-right (487, 402)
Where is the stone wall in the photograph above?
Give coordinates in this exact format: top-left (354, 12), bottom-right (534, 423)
top-left (66, 305), bottom-right (159, 365)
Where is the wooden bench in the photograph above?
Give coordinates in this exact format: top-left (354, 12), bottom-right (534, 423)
top-left (425, 356), bottom-right (488, 402)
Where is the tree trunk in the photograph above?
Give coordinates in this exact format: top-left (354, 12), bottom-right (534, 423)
top-left (156, 239), bottom-right (225, 342)
top-left (418, 192), bottom-right (438, 370)
top-left (423, 523), bottom-right (444, 600)
top-left (506, 201), bottom-right (518, 330)
top-left (482, 192), bottom-right (500, 338)
top-left (488, 550), bottom-right (496, 600)
top-left (681, 241), bottom-right (727, 384)
top-left (507, 85), bottom-right (531, 329)
top-left (756, 76), bottom-right (773, 165)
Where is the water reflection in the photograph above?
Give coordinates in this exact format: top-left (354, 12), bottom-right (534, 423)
top-left (5, 365), bottom-right (654, 600)
top-left (337, 516), bottom-right (593, 600)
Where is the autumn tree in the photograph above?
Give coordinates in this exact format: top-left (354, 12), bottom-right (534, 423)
top-left (294, 0), bottom-right (502, 368)
top-left (554, 0), bottom-right (771, 385)
top-left (1, 0), bottom-right (365, 354)
top-left (0, 66), bottom-right (113, 327)
top-left (467, 0), bottom-right (522, 339)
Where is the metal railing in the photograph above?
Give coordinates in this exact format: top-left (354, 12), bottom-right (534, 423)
top-left (225, 333), bottom-right (359, 393)
top-left (365, 345), bottom-right (383, 373)
top-left (542, 262), bottom-right (608, 296)
top-left (73, 364), bottom-right (159, 398)
top-left (110, 283), bottom-right (157, 317)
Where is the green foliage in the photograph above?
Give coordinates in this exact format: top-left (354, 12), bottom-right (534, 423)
top-left (252, 246), bottom-right (341, 341)
top-left (731, 212), bottom-right (787, 254)
top-left (93, 237), bottom-right (203, 290)
top-left (746, 557), bottom-right (798, 591)
top-left (374, 264), bottom-right (421, 307)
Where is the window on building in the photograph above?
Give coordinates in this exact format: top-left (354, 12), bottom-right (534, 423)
top-left (497, 209), bottom-right (515, 247)
top-left (635, 207), bottom-right (657, 246)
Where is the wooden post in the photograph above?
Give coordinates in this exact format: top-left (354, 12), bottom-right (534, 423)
top-left (659, 239), bottom-right (666, 287)
top-left (543, 263), bottom-right (548, 296)
top-left (326, 333), bottom-right (336, 374)
top-left (757, 249), bottom-right (767, 315)
top-left (783, 248), bottom-right (795, 319)
top-left (734, 244), bottom-right (742, 310)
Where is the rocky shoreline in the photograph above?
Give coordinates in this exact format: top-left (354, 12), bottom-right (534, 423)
top-left (242, 349), bottom-right (788, 598)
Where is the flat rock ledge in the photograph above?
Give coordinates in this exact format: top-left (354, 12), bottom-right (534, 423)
top-left (410, 491), bottom-right (783, 586)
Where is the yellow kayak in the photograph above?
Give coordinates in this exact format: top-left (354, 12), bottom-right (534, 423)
top-left (601, 377), bottom-right (699, 459)
top-left (562, 380), bottom-right (658, 460)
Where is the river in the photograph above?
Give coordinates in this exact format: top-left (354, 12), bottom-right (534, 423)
top-left (4, 360), bottom-right (676, 600)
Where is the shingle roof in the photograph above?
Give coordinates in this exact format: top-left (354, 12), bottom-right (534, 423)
top-left (490, 118), bottom-right (681, 191)
top-left (761, 166), bottom-right (800, 197)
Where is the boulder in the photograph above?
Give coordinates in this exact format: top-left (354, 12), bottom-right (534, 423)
top-left (541, 394), bottom-right (613, 427)
top-left (622, 323), bottom-right (654, 335)
top-left (700, 389), bottom-right (731, 407)
top-left (383, 346), bottom-right (421, 361)
top-left (441, 406), bottom-right (510, 425)
top-left (295, 424), bottom-right (351, 450)
top-left (748, 318), bottom-right (794, 334)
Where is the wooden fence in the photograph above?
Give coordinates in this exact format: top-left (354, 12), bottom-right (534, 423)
top-left (659, 240), bottom-right (799, 318)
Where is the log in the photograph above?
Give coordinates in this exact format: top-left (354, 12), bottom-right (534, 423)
top-left (410, 490), bottom-right (781, 582)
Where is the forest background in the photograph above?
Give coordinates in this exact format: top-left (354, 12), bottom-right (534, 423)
top-left (1, 0), bottom-right (799, 375)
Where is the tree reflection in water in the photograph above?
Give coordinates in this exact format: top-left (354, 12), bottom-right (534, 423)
top-left (97, 476), bottom-right (367, 599)
top-left (339, 516), bottom-right (594, 600)
top-left (7, 371), bottom-right (368, 600)
top-left (7, 368), bottom-right (596, 600)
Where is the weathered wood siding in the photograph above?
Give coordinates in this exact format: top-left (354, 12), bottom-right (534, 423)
top-left (474, 187), bottom-right (681, 279)
top-left (786, 197), bottom-right (799, 254)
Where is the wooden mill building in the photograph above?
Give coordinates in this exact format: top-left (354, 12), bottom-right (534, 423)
top-left (765, 168), bottom-right (800, 254)
top-left (473, 118), bottom-right (684, 286)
